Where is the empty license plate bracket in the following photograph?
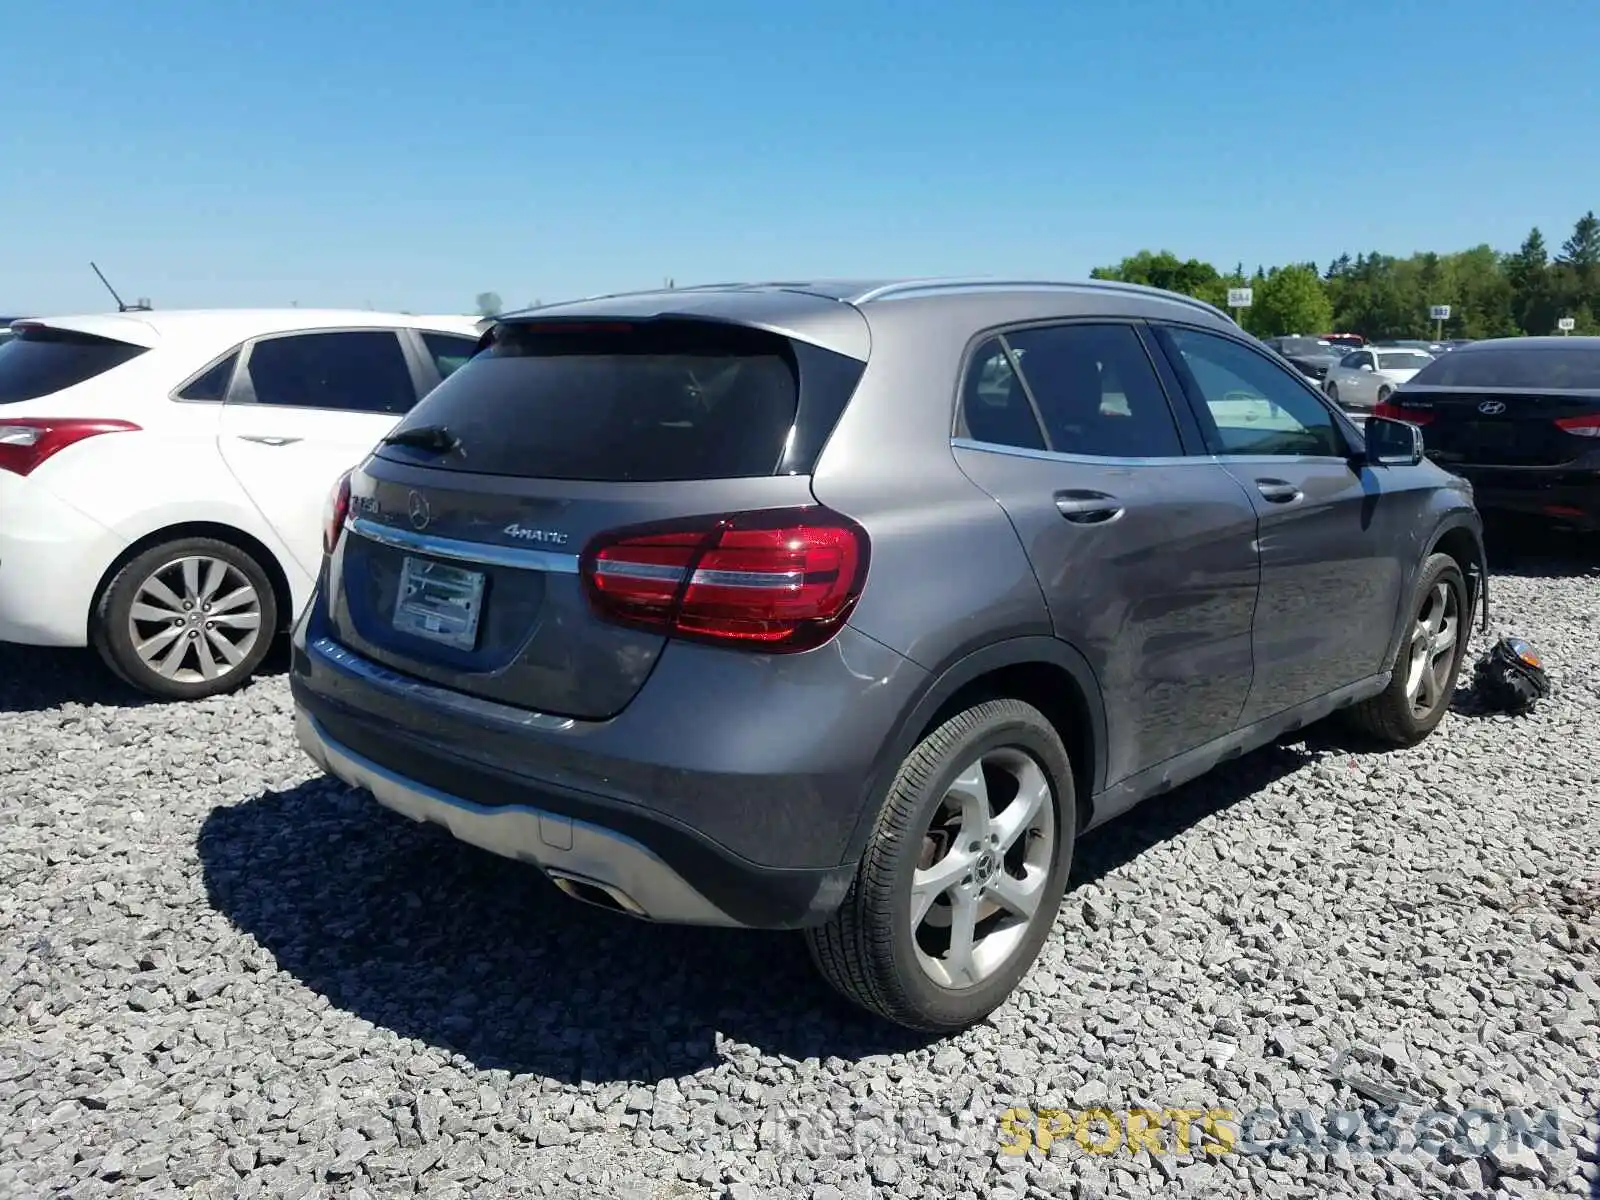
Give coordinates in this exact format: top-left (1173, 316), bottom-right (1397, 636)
top-left (392, 557), bottom-right (486, 650)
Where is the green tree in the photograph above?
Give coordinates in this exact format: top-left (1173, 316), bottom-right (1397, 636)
top-left (1088, 209), bottom-right (1600, 343)
top-left (1089, 250), bottom-right (1228, 307)
top-left (1441, 246), bottom-right (1517, 338)
top-left (1506, 227), bottom-right (1548, 287)
top-left (1501, 228), bottom-right (1558, 335)
top-left (1557, 212), bottom-right (1600, 277)
top-left (1246, 264), bottom-right (1334, 337)
top-left (475, 291), bottom-right (503, 317)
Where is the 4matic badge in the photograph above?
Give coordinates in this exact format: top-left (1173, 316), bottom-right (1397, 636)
top-left (503, 523), bottom-right (569, 545)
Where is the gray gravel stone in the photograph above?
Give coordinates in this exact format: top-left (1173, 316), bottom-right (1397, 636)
top-left (3, 541), bottom-right (1600, 1198)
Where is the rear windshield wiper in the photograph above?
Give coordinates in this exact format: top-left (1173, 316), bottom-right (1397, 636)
top-left (381, 424), bottom-right (460, 454)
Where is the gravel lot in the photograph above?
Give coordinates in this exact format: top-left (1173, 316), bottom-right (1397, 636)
top-left (3, 526), bottom-right (1598, 1200)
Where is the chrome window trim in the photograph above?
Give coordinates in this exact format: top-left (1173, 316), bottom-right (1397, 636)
top-left (950, 436), bottom-right (1354, 469)
top-left (347, 516), bottom-right (581, 573)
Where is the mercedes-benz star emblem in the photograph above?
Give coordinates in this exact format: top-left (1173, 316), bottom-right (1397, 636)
top-left (1478, 400), bottom-right (1507, 415)
top-left (406, 491), bottom-right (431, 530)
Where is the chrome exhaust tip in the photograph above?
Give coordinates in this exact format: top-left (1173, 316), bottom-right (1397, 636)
top-left (546, 871), bottom-right (650, 920)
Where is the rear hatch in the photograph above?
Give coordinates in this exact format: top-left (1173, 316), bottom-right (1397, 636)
top-left (324, 304), bottom-right (870, 720)
top-left (1385, 344), bottom-right (1600, 468)
top-left (1388, 387), bottom-right (1600, 466)
top-left (0, 320), bottom-right (156, 473)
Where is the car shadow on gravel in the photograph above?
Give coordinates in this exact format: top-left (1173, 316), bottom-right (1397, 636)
top-left (1481, 515), bottom-right (1600, 579)
top-left (0, 640), bottom-right (290, 714)
top-left (0, 645), bottom-right (155, 712)
top-left (199, 739), bottom-right (1336, 1080)
top-left (1067, 740), bottom-right (1317, 888)
top-left (198, 779), bottom-right (940, 1082)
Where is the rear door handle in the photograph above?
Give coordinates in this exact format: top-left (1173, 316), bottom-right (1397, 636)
top-left (1255, 478), bottom-right (1303, 504)
top-left (1054, 490), bottom-right (1124, 524)
top-left (235, 435), bottom-right (301, 447)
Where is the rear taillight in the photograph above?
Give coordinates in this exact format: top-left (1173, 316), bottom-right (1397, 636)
top-left (1554, 414), bottom-right (1600, 438)
top-left (1373, 401), bottom-right (1433, 425)
top-left (0, 418), bottom-right (140, 477)
top-left (581, 506), bottom-right (870, 652)
top-left (323, 469), bottom-right (353, 554)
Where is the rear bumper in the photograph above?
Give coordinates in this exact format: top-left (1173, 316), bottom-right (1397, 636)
top-left (0, 473), bottom-right (126, 646)
top-left (1449, 466), bottom-right (1600, 527)
top-left (294, 707), bottom-right (815, 927)
top-left (288, 602), bottom-right (931, 930)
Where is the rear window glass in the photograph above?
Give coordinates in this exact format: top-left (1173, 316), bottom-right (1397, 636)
top-left (421, 332), bottom-right (480, 380)
top-left (1410, 345), bottom-right (1600, 390)
top-left (1278, 338), bottom-right (1332, 355)
top-left (376, 320), bottom-right (803, 481)
top-left (0, 326), bottom-right (148, 403)
top-left (177, 351), bottom-right (239, 401)
top-left (1376, 351), bottom-right (1433, 371)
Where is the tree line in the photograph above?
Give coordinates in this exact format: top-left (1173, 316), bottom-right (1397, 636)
top-left (1089, 210), bottom-right (1600, 342)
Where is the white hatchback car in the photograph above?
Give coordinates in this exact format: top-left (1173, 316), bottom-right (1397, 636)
top-left (0, 309), bottom-right (483, 699)
top-left (1321, 345), bottom-right (1436, 411)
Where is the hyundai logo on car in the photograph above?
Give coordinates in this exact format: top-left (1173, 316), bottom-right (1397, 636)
top-left (1478, 400), bottom-right (1507, 415)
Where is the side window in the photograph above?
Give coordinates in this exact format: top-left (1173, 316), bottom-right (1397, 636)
top-left (421, 332), bottom-right (480, 381)
top-left (959, 337), bottom-right (1045, 451)
top-left (1006, 323), bottom-right (1184, 457)
top-left (1161, 327), bottom-right (1346, 458)
top-left (242, 330), bottom-right (417, 414)
top-left (177, 350), bottom-right (239, 401)
top-left (1339, 352), bottom-right (1363, 369)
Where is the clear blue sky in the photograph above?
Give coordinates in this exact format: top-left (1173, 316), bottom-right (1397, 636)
top-left (4, 0), bottom-right (1598, 315)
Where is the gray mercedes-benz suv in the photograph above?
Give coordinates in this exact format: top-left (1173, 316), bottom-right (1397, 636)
top-left (289, 278), bottom-right (1486, 1032)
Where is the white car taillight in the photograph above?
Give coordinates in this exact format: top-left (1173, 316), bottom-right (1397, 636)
top-left (0, 419), bottom-right (141, 477)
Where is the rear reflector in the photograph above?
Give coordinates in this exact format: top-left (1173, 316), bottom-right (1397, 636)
top-left (581, 506), bottom-right (870, 652)
top-left (1554, 414), bottom-right (1600, 438)
top-left (1373, 401), bottom-right (1433, 425)
top-left (0, 418), bottom-right (141, 477)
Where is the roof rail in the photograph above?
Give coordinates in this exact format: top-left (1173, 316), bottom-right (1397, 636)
top-left (849, 277), bottom-right (1236, 323)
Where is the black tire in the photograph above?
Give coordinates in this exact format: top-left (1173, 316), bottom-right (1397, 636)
top-left (1376, 385), bottom-right (1393, 406)
top-left (1344, 553), bottom-right (1468, 746)
top-left (93, 536), bottom-right (279, 702)
top-left (1326, 383), bottom-right (1340, 405)
top-left (804, 698), bottom-right (1076, 1033)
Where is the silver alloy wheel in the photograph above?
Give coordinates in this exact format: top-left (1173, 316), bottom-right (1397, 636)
top-left (911, 748), bottom-right (1056, 989)
top-left (1405, 579), bottom-right (1459, 717)
top-left (126, 555), bottom-right (263, 684)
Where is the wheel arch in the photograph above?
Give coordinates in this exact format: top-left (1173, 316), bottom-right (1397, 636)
top-left (1381, 513), bottom-right (1487, 673)
top-left (843, 636), bottom-right (1109, 865)
top-left (90, 521), bottom-right (298, 640)
top-left (1427, 518), bottom-right (1487, 617)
